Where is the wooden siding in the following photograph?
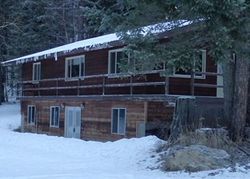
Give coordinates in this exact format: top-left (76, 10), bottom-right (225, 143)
top-left (21, 99), bottom-right (174, 141)
top-left (21, 47), bottom-right (217, 97)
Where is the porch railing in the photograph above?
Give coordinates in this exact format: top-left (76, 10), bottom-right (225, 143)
top-left (19, 70), bottom-right (223, 98)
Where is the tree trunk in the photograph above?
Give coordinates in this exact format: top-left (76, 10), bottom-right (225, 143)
top-left (231, 57), bottom-right (250, 142)
top-left (169, 97), bottom-right (197, 142)
top-left (222, 59), bottom-right (235, 126)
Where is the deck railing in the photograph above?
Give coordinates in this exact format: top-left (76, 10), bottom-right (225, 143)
top-left (19, 70), bottom-right (223, 98)
top-left (191, 71), bottom-right (223, 96)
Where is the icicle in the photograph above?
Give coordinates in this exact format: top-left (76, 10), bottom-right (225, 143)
top-left (54, 52), bottom-right (58, 61)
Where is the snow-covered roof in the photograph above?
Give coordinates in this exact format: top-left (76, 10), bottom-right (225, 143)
top-left (2, 20), bottom-right (193, 65)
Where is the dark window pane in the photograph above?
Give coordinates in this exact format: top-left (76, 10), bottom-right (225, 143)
top-left (112, 109), bottom-right (118, 133)
top-left (32, 107), bottom-right (35, 123)
top-left (34, 65), bottom-right (37, 80)
top-left (118, 109), bottom-right (125, 134)
top-left (37, 65), bottom-right (40, 79)
top-left (51, 107), bottom-right (59, 127)
top-left (67, 60), bottom-right (71, 78)
top-left (55, 107), bottom-right (59, 126)
top-left (52, 108), bottom-right (55, 125)
top-left (116, 51), bottom-right (123, 73)
top-left (29, 106), bottom-right (35, 124)
top-left (110, 52), bottom-right (116, 74)
top-left (71, 58), bottom-right (80, 77)
top-left (28, 107), bottom-right (31, 123)
top-left (81, 57), bottom-right (85, 77)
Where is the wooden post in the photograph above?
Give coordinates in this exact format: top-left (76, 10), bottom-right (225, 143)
top-left (190, 54), bottom-right (195, 96)
top-left (38, 82), bottom-right (40, 96)
top-left (130, 76), bottom-right (133, 96)
top-left (191, 71), bottom-right (195, 96)
top-left (102, 76), bottom-right (105, 95)
top-left (56, 79), bottom-right (59, 96)
top-left (77, 79), bottom-right (80, 96)
top-left (165, 76), bottom-right (169, 95)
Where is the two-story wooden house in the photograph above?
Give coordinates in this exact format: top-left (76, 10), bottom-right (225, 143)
top-left (2, 21), bottom-right (222, 141)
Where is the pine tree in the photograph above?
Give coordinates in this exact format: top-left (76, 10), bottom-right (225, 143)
top-left (85, 0), bottom-right (250, 142)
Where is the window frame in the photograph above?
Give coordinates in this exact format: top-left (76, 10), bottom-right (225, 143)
top-left (173, 50), bottom-right (207, 79)
top-left (50, 106), bottom-right (60, 128)
top-left (27, 105), bottom-right (36, 125)
top-left (108, 48), bottom-right (127, 75)
top-left (32, 62), bottom-right (41, 81)
top-left (111, 108), bottom-right (127, 135)
top-left (65, 55), bottom-right (85, 80)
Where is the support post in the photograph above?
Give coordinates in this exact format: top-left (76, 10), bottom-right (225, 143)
top-left (130, 76), bottom-right (133, 96)
top-left (56, 79), bottom-right (59, 96)
top-left (191, 71), bottom-right (195, 96)
top-left (191, 54), bottom-right (195, 96)
top-left (165, 76), bottom-right (169, 95)
top-left (77, 79), bottom-right (80, 96)
top-left (102, 76), bottom-right (105, 95)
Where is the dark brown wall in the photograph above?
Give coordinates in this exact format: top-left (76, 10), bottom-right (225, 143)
top-left (22, 47), bottom-right (217, 97)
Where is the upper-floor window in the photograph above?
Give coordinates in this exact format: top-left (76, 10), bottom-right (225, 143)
top-left (32, 62), bottom-right (41, 81)
top-left (65, 55), bottom-right (85, 79)
top-left (28, 105), bottom-right (36, 125)
top-left (108, 49), bottom-right (128, 74)
top-left (50, 106), bottom-right (60, 128)
top-left (174, 50), bottom-right (207, 78)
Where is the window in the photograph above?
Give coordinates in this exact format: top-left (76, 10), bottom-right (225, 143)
top-left (50, 106), bottom-right (60, 128)
top-left (65, 55), bottom-right (85, 79)
top-left (32, 62), bottom-right (41, 81)
top-left (174, 50), bottom-right (206, 78)
top-left (111, 108), bottom-right (126, 135)
top-left (109, 49), bottom-right (128, 74)
top-left (27, 105), bottom-right (36, 125)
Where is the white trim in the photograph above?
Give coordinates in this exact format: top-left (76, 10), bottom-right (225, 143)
top-left (216, 64), bottom-right (224, 97)
top-left (65, 55), bottom-right (85, 80)
top-left (108, 48), bottom-right (125, 74)
top-left (173, 49), bottom-right (207, 79)
top-left (50, 106), bottom-right (60, 128)
top-left (32, 62), bottom-right (41, 82)
top-left (27, 105), bottom-right (36, 125)
top-left (111, 108), bottom-right (127, 135)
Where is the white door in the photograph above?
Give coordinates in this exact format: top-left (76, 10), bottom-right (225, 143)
top-left (65, 107), bottom-right (81, 138)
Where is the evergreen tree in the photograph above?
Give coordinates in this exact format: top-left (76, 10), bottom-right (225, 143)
top-left (0, 0), bottom-right (101, 103)
top-left (85, 0), bottom-right (250, 142)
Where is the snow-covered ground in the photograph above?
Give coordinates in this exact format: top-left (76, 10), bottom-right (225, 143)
top-left (0, 103), bottom-right (250, 179)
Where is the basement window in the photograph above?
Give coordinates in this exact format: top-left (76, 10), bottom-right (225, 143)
top-left (27, 105), bottom-right (36, 125)
top-left (50, 106), bottom-right (60, 128)
top-left (111, 108), bottom-right (126, 135)
top-left (174, 50), bottom-right (207, 78)
top-left (65, 55), bottom-right (85, 79)
top-left (32, 62), bottom-right (41, 81)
